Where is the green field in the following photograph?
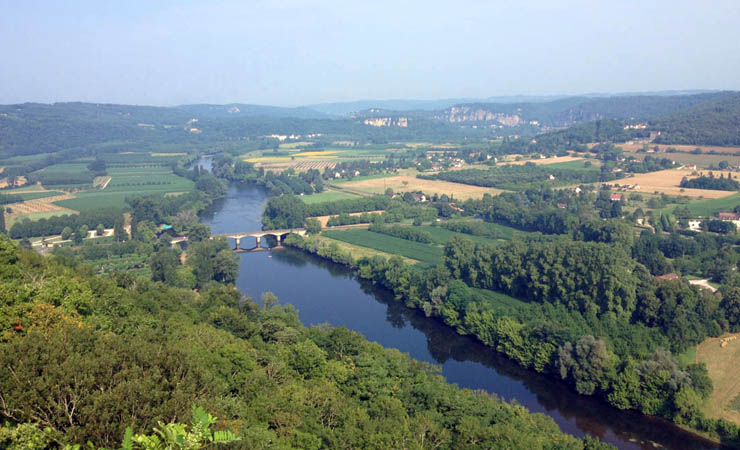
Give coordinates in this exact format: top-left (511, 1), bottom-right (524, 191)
top-left (5, 190), bottom-right (64, 201)
top-left (687, 192), bottom-right (740, 217)
top-left (329, 173), bottom-right (399, 184)
top-left (323, 229), bottom-right (444, 267)
top-left (51, 166), bottom-right (195, 212)
top-left (544, 160), bottom-right (599, 171)
top-left (417, 225), bottom-right (506, 246)
top-left (300, 191), bottom-right (361, 204)
top-left (34, 163), bottom-right (90, 174)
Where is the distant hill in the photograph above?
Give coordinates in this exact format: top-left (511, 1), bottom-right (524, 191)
top-left (432, 92), bottom-right (731, 128)
top-left (652, 92), bottom-right (740, 146)
top-left (176, 103), bottom-right (330, 119)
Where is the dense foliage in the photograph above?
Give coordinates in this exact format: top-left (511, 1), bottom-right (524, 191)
top-left (0, 235), bottom-right (610, 449)
top-left (419, 164), bottom-right (600, 190)
top-left (285, 232), bottom-right (740, 447)
top-left (680, 173), bottom-right (740, 191)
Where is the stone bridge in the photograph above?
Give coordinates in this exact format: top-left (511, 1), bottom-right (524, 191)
top-left (212, 228), bottom-right (307, 251)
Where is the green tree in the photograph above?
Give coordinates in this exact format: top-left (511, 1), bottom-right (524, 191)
top-left (151, 248), bottom-right (180, 285)
top-left (262, 195), bottom-right (307, 229)
top-left (61, 226), bottom-right (73, 240)
top-left (305, 218), bottom-right (322, 234)
top-left (96, 223), bottom-right (105, 236)
top-left (114, 215), bottom-right (128, 242)
top-left (0, 208), bottom-right (5, 233)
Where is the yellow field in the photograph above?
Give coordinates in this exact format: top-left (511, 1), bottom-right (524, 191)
top-left (336, 175), bottom-right (504, 200)
top-left (150, 152), bottom-right (187, 157)
top-left (310, 210), bottom-right (385, 227)
top-left (504, 156), bottom-right (585, 166)
top-left (245, 156), bottom-right (292, 162)
top-left (696, 333), bottom-right (740, 425)
top-left (245, 151), bottom-right (340, 163)
top-left (615, 169), bottom-right (737, 199)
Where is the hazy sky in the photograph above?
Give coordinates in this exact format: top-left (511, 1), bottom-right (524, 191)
top-left (1, 1), bottom-right (739, 106)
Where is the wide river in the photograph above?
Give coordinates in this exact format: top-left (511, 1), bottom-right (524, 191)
top-left (197, 159), bottom-right (724, 450)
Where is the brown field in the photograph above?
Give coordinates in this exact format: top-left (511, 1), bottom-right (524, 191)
top-left (615, 169), bottom-right (737, 199)
top-left (337, 175), bottom-right (504, 200)
top-left (6, 194), bottom-right (77, 225)
top-left (310, 211), bottom-right (385, 227)
top-left (696, 333), bottom-right (740, 425)
top-left (624, 151), bottom-right (740, 169)
top-left (256, 160), bottom-right (337, 173)
top-left (618, 143), bottom-right (740, 154)
top-left (503, 155), bottom-right (585, 166)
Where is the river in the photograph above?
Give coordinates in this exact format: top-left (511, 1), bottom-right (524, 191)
top-left (196, 158), bottom-right (723, 450)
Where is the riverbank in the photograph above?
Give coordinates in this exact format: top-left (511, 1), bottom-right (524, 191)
top-left (282, 232), bottom-right (734, 449)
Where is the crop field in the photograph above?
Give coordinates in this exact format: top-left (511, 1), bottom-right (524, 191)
top-left (504, 156), bottom-right (586, 166)
top-left (619, 143), bottom-right (740, 154)
top-left (5, 193), bottom-right (77, 227)
top-left (623, 151), bottom-right (740, 169)
top-left (695, 333), bottom-right (740, 425)
top-left (102, 167), bottom-right (194, 193)
top-left (616, 169), bottom-right (737, 199)
top-left (687, 192), bottom-right (740, 217)
top-left (322, 229), bottom-right (444, 267)
top-left (314, 235), bottom-right (417, 264)
top-left (337, 175), bottom-right (504, 200)
top-left (4, 190), bottom-right (64, 201)
top-left (299, 191), bottom-right (361, 204)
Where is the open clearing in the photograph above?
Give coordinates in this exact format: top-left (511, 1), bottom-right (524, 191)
top-left (615, 169), bottom-right (737, 199)
top-left (311, 210), bottom-right (385, 227)
top-left (696, 333), bottom-right (740, 425)
top-left (299, 191), bottom-right (361, 204)
top-left (619, 143), bottom-right (740, 154)
top-left (503, 156), bottom-right (585, 166)
top-left (323, 229), bottom-right (443, 267)
top-left (336, 175), bottom-right (504, 200)
top-left (688, 193), bottom-right (740, 217)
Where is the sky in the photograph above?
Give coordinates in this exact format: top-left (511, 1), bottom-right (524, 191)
top-left (1, 0), bottom-right (739, 106)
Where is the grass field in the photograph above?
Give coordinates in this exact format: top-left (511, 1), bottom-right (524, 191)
top-left (336, 175), bottom-right (504, 200)
top-left (696, 333), bottom-right (740, 425)
top-left (323, 229), bottom-right (444, 267)
top-left (300, 191), bottom-right (361, 204)
top-left (5, 190), bottom-right (64, 201)
top-left (616, 169), bottom-right (737, 199)
top-left (687, 192), bottom-right (740, 217)
top-left (50, 167), bottom-right (195, 212)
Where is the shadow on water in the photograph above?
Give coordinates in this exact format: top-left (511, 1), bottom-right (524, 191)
top-left (255, 248), bottom-right (724, 450)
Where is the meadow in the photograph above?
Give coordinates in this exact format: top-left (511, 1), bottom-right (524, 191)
top-left (696, 333), bottom-right (740, 425)
top-left (299, 191), bottom-right (361, 204)
top-left (686, 192), bottom-right (740, 217)
top-left (617, 169), bottom-right (737, 199)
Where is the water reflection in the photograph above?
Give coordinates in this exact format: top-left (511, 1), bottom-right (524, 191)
top-left (195, 162), bottom-right (724, 450)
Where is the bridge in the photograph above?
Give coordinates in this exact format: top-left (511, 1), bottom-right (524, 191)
top-left (212, 228), bottom-right (307, 251)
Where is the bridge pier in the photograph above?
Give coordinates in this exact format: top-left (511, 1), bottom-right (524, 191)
top-left (255, 235), bottom-right (261, 249)
top-left (234, 236), bottom-right (241, 250)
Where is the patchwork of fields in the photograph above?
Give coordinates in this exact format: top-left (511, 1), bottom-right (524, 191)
top-left (335, 175), bottom-right (504, 200)
top-left (616, 169), bottom-right (737, 199)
